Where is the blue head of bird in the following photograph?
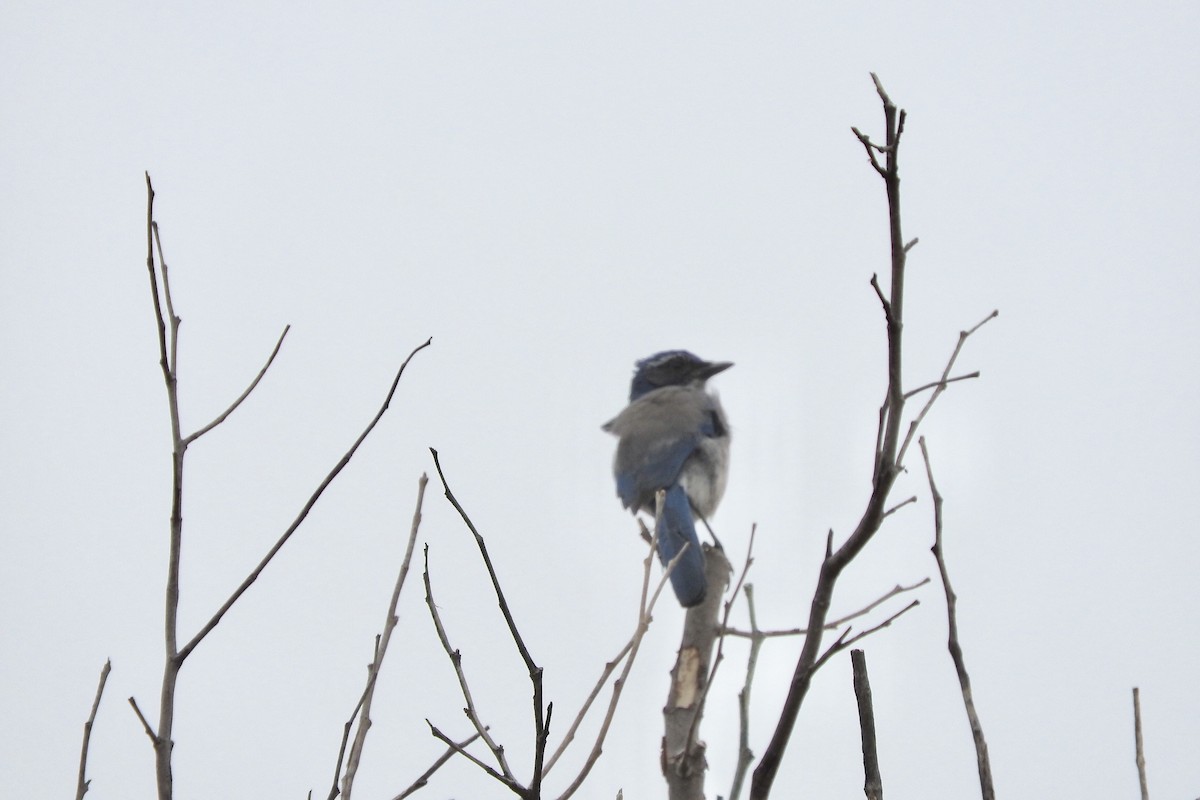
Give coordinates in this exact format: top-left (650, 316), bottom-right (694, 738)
top-left (629, 350), bottom-right (734, 402)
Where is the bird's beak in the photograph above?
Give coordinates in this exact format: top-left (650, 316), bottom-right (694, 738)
top-left (700, 360), bottom-right (733, 380)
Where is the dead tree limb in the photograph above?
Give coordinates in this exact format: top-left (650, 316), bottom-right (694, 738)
top-left (921, 437), bottom-right (995, 800)
top-left (662, 544), bottom-right (732, 800)
top-left (750, 74), bottom-right (993, 798)
top-left (137, 173), bottom-right (430, 800)
top-left (331, 474), bottom-right (429, 800)
top-left (851, 650), bottom-right (882, 800)
top-left (1132, 687), bottom-right (1150, 800)
top-left (75, 659), bottom-right (112, 800)
top-left (423, 545), bottom-right (518, 786)
top-left (430, 449), bottom-right (552, 799)
top-left (749, 75), bottom-right (910, 799)
top-left (390, 730), bottom-right (484, 800)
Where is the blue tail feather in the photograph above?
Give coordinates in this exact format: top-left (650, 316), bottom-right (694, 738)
top-left (656, 485), bottom-right (707, 607)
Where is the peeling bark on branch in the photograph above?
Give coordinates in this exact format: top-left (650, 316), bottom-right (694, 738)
top-left (663, 545), bottom-right (731, 800)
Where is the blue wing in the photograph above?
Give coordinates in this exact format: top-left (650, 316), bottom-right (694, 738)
top-left (613, 433), bottom-right (698, 512)
top-left (603, 385), bottom-right (722, 607)
top-left (604, 385), bottom-right (718, 513)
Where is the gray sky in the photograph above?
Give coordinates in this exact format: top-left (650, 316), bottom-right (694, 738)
top-left (3, 2), bottom-right (1198, 798)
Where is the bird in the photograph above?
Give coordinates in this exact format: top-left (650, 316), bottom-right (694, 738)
top-left (602, 350), bottom-right (732, 607)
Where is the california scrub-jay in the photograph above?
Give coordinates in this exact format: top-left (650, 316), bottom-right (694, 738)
top-left (603, 351), bottom-right (732, 607)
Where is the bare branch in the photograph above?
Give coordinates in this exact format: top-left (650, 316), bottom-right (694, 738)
top-left (423, 545), bottom-right (516, 784)
top-left (728, 584), bottom-right (764, 800)
top-left (183, 325), bottom-right (291, 446)
top-left (326, 636), bottom-right (379, 800)
top-left (813, 600), bottom-right (919, 673)
top-left (723, 578), bottom-right (929, 640)
top-left (335, 474), bottom-right (430, 800)
top-left (554, 532), bottom-right (677, 800)
top-left (851, 650), bottom-right (883, 800)
top-left (143, 174), bottom-right (170, 387)
top-left (921, 437), bottom-right (995, 800)
top-left (895, 310), bottom-right (997, 468)
top-left (869, 274), bottom-right (891, 319)
top-left (752, 76), bottom-right (912, 797)
top-left (429, 448), bottom-right (549, 793)
top-left (882, 495), bottom-right (917, 519)
top-left (128, 696), bottom-right (156, 743)
top-left (150, 221), bottom-right (180, 375)
top-left (76, 659), bottom-right (112, 800)
top-left (390, 730), bottom-right (484, 800)
top-left (827, 579), bottom-right (928, 629)
top-left (177, 337), bottom-right (432, 663)
top-left (851, 127), bottom-right (887, 175)
top-left (144, 175), bottom-right (186, 800)
top-left (902, 372), bottom-right (980, 401)
top-left (427, 722), bottom-right (516, 789)
top-left (1132, 687), bottom-right (1150, 800)
top-left (541, 641), bottom-right (633, 775)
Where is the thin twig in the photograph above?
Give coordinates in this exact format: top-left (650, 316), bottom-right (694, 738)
top-left (728, 584), bottom-right (763, 800)
top-left (327, 637), bottom-right (379, 800)
top-left (852, 128), bottom-right (887, 176)
top-left (143, 174), bottom-right (170, 388)
top-left (902, 371), bottom-right (980, 401)
top-left (895, 310), bottom-right (997, 469)
top-left (390, 730), bottom-right (484, 800)
top-left (555, 532), bottom-right (677, 800)
top-left (812, 600), bottom-right (920, 673)
top-left (921, 437), bottom-right (995, 800)
top-left (851, 650), bottom-right (883, 800)
top-left (882, 495), bottom-right (917, 519)
top-left (177, 337), bottom-right (432, 663)
top-left (427, 722), bottom-right (516, 789)
top-left (149, 221), bottom-right (182, 377)
top-left (128, 696), bottom-right (156, 742)
top-left (541, 639), bottom-right (633, 775)
top-left (1133, 687), bottom-right (1150, 800)
top-left (335, 474), bottom-right (430, 800)
top-left (183, 325), bottom-right (291, 446)
top-left (76, 659), bottom-right (112, 800)
top-left (723, 578), bottom-right (929, 640)
top-left (423, 545), bottom-right (516, 784)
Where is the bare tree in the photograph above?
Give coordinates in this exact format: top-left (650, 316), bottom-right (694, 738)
top-left (129, 173), bottom-right (431, 800)
top-left (750, 75), bottom-right (995, 798)
top-left (85, 75), bottom-right (1015, 800)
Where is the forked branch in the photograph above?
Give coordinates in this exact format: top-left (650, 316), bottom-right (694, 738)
top-left (178, 336), bottom-right (432, 663)
top-left (751, 76), bottom-right (910, 798)
top-left (423, 545), bottom-right (517, 786)
top-left (139, 174), bottom-right (430, 800)
top-left (751, 75), bottom-right (992, 798)
top-left (430, 449), bottom-right (550, 798)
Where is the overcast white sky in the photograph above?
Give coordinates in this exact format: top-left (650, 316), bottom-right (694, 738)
top-left (3, 2), bottom-right (1198, 798)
